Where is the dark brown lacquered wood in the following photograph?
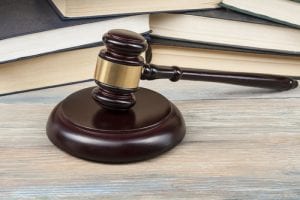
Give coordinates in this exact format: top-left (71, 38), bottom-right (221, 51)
top-left (46, 87), bottom-right (186, 163)
top-left (100, 29), bottom-right (148, 66)
top-left (94, 29), bottom-right (148, 110)
top-left (92, 81), bottom-right (137, 110)
top-left (95, 29), bottom-right (298, 111)
top-left (95, 29), bottom-right (298, 112)
top-left (142, 64), bottom-right (298, 91)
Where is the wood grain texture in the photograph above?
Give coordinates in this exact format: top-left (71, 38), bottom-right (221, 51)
top-left (0, 80), bottom-right (299, 199)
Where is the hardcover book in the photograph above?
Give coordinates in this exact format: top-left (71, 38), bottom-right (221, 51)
top-left (149, 38), bottom-right (300, 78)
top-left (49, 0), bottom-right (221, 19)
top-left (0, 46), bottom-right (100, 96)
top-left (0, 0), bottom-right (149, 63)
top-left (150, 8), bottom-right (300, 55)
top-left (221, 0), bottom-right (300, 29)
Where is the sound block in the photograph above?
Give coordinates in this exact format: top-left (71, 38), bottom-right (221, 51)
top-left (46, 87), bottom-right (186, 163)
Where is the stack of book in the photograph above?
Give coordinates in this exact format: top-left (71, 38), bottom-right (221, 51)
top-left (1, 0), bottom-right (299, 95)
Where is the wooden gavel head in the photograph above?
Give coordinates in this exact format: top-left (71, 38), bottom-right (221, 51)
top-left (92, 29), bottom-right (148, 110)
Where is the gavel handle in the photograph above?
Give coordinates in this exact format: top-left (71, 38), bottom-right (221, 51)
top-left (141, 64), bottom-right (298, 91)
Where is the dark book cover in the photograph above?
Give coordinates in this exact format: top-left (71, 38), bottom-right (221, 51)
top-left (184, 8), bottom-right (285, 27)
top-left (0, 0), bottom-right (117, 41)
top-left (220, 2), bottom-right (300, 29)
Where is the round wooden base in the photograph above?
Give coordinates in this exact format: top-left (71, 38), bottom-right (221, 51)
top-left (46, 87), bottom-right (186, 163)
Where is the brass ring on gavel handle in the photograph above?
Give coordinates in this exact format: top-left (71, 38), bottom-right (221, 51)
top-left (94, 57), bottom-right (142, 90)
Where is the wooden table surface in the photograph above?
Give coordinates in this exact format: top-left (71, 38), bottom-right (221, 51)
top-left (1, 80), bottom-right (299, 199)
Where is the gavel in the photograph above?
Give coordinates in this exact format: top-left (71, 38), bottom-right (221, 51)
top-left (46, 29), bottom-right (298, 163)
top-left (93, 29), bottom-right (297, 110)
